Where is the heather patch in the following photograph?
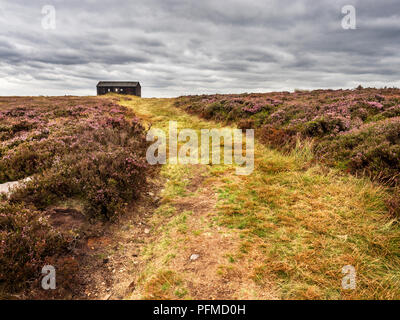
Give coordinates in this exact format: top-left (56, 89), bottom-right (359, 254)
top-left (175, 88), bottom-right (400, 185)
top-left (0, 203), bottom-right (68, 293)
top-left (315, 117), bottom-right (400, 183)
top-left (0, 96), bottom-right (150, 293)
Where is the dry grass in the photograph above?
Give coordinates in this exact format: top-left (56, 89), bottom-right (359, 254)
top-left (217, 143), bottom-right (400, 299)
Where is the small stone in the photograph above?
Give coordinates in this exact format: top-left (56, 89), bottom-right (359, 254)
top-left (190, 254), bottom-right (200, 261)
top-left (148, 192), bottom-right (154, 196)
top-left (144, 228), bottom-right (150, 234)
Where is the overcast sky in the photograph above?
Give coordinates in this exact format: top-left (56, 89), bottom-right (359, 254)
top-left (0, 0), bottom-right (399, 97)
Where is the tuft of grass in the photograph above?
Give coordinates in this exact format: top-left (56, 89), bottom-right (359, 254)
top-left (143, 270), bottom-right (188, 299)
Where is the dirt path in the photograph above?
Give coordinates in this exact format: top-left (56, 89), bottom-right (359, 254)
top-left (116, 97), bottom-right (278, 299)
top-left (86, 96), bottom-right (400, 300)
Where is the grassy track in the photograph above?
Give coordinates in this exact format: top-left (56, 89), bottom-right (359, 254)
top-left (119, 96), bottom-right (400, 300)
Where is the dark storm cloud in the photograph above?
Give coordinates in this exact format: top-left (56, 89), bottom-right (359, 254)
top-left (0, 0), bottom-right (399, 96)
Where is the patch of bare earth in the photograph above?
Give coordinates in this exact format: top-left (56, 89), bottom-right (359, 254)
top-left (177, 189), bottom-right (278, 299)
top-left (136, 165), bottom-right (279, 300)
top-left (77, 178), bottom-right (163, 300)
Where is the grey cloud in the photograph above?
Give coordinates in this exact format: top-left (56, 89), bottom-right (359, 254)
top-left (0, 0), bottom-right (399, 97)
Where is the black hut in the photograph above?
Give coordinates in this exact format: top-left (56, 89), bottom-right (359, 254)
top-left (96, 81), bottom-right (141, 97)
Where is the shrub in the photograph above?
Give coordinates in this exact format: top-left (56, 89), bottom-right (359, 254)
top-left (315, 117), bottom-right (400, 183)
top-left (175, 88), bottom-right (400, 185)
top-left (238, 119), bottom-right (254, 130)
top-left (1, 97), bottom-right (150, 219)
top-left (0, 203), bottom-right (68, 292)
top-left (259, 125), bottom-right (297, 151)
top-left (0, 96), bottom-right (151, 293)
